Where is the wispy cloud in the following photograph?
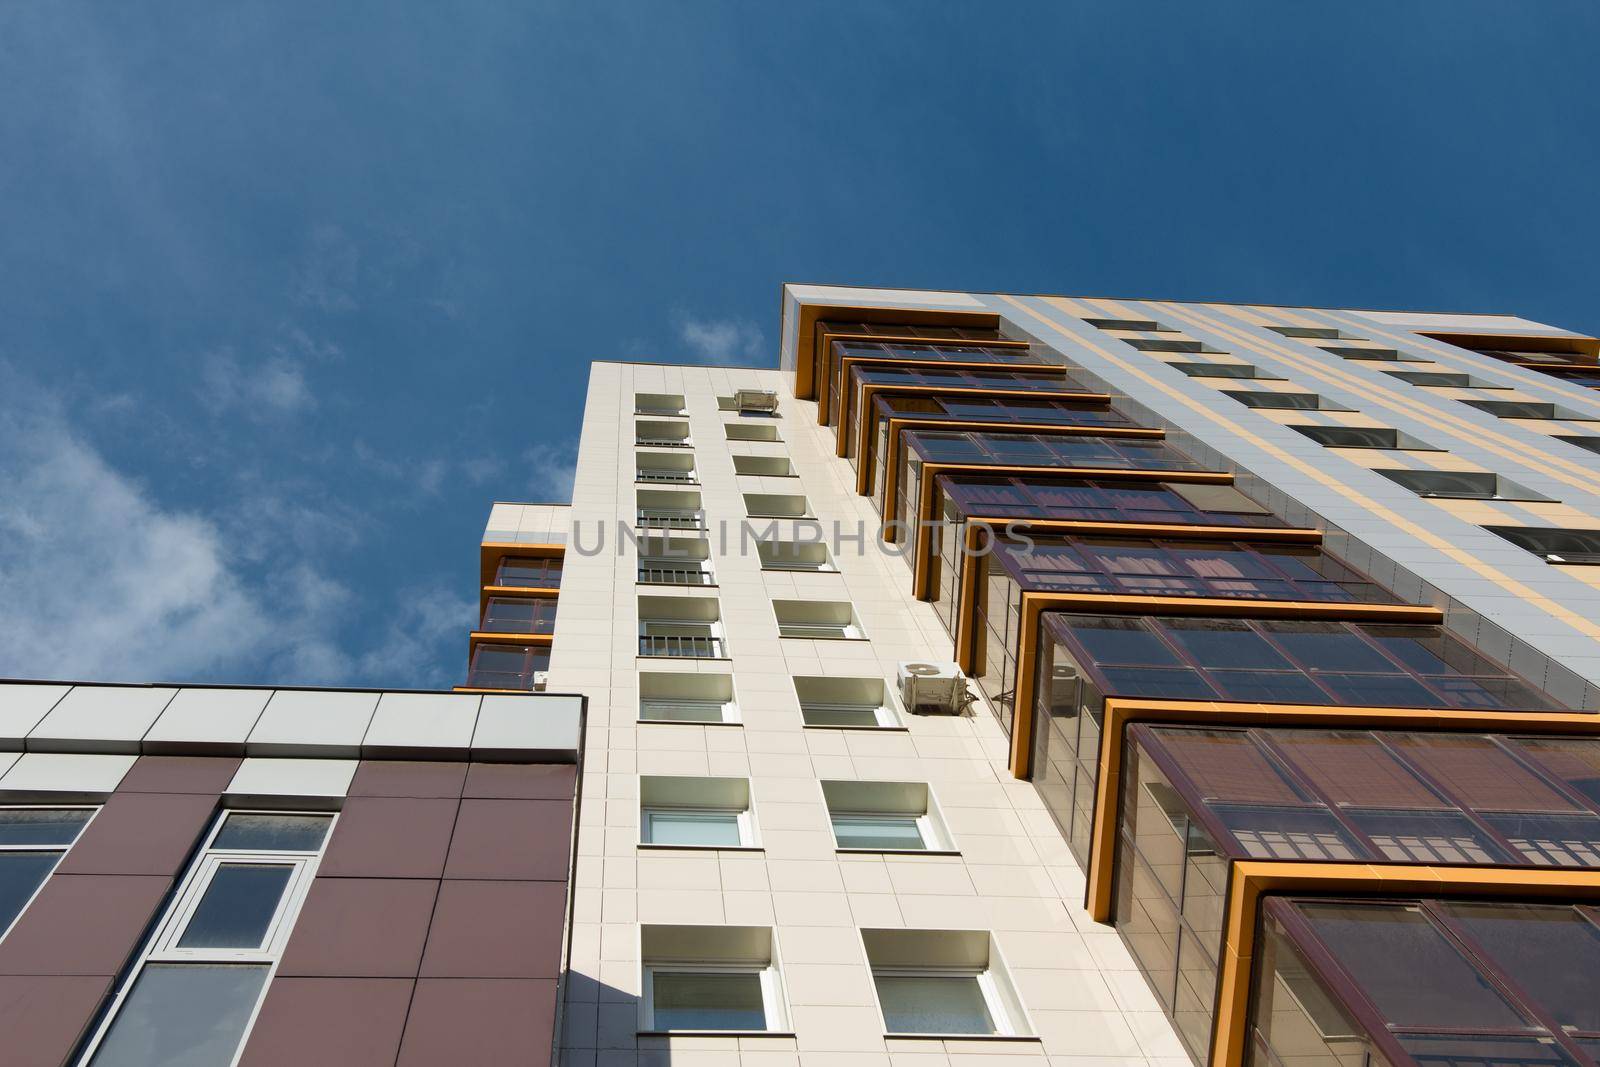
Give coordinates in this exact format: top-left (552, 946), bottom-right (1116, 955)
top-left (522, 439), bottom-right (578, 502)
top-left (198, 349), bottom-right (315, 416)
top-left (291, 223), bottom-right (361, 312)
top-left (677, 314), bottom-right (768, 365)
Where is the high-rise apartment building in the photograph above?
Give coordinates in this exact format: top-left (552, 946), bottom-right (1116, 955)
top-left (464, 283), bottom-right (1600, 1067)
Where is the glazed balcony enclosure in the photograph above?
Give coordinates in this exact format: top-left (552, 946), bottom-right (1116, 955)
top-left (862, 391), bottom-right (1142, 498)
top-left (1116, 723), bottom-right (1600, 1065)
top-left (821, 337), bottom-right (1049, 426)
top-left (811, 318), bottom-right (1016, 415)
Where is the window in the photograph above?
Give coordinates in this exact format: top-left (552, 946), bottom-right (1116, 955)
top-left (639, 672), bottom-right (737, 724)
top-left (1168, 362), bottom-right (1273, 380)
top-left (637, 489), bottom-right (705, 530)
top-left (635, 392), bottom-right (686, 416)
top-left (1320, 345), bottom-right (1405, 360)
top-left (823, 781), bottom-right (952, 852)
top-left (1463, 398), bottom-right (1559, 420)
top-left (1384, 370), bottom-right (1475, 387)
top-left (1084, 317), bottom-right (1171, 332)
top-left (494, 555), bottom-right (562, 588)
top-left (794, 676), bottom-right (901, 728)
top-left (466, 643), bottom-right (550, 690)
top-left (637, 452), bottom-right (697, 484)
top-left (638, 595), bottom-right (726, 657)
top-left (0, 807), bottom-right (94, 940)
top-left (1124, 337), bottom-right (1210, 354)
top-left (772, 600), bottom-right (864, 640)
top-left (1487, 526), bottom-right (1600, 565)
top-left (640, 925), bottom-right (788, 1033)
top-left (640, 776), bottom-right (755, 848)
top-left (725, 423), bottom-right (781, 443)
top-left (1376, 469), bottom-right (1543, 502)
top-left (731, 454), bottom-right (795, 477)
top-left (635, 420), bottom-right (692, 447)
top-left (1223, 391), bottom-right (1338, 410)
top-left (757, 540), bottom-right (834, 572)
top-left (1291, 425), bottom-right (1430, 450)
top-left (636, 536), bottom-right (713, 585)
top-left (80, 812), bottom-right (333, 1067)
top-left (1267, 326), bottom-right (1342, 340)
top-left (1557, 436), bottom-right (1600, 457)
top-left (862, 929), bottom-right (1029, 1037)
top-left (1167, 482), bottom-right (1272, 514)
top-left (479, 596), bottom-right (558, 634)
top-left (743, 493), bottom-right (811, 518)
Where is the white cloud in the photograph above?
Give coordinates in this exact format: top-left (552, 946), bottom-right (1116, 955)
top-left (523, 439), bottom-right (578, 502)
top-left (198, 349), bottom-right (315, 416)
top-left (291, 223), bottom-right (361, 312)
top-left (0, 373), bottom-right (471, 688)
top-left (678, 315), bottom-right (768, 365)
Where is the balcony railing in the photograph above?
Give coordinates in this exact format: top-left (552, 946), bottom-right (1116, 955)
top-left (634, 407), bottom-right (686, 417)
top-left (638, 565), bottom-right (714, 586)
top-left (639, 635), bottom-right (726, 658)
top-left (635, 437), bottom-right (692, 448)
top-left (777, 623), bottom-right (853, 639)
top-left (637, 469), bottom-right (698, 484)
top-left (636, 508), bottom-right (706, 529)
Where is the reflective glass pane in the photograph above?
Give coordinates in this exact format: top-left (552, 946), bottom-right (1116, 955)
top-left (177, 864), bottom-right (293, 949)
top-left (1060, 616), bottom-right (1180, 666)
top-left (832, 815), bottom-right (926, 850)
top-left (651, 971), bottom-right (765, 1030)
top-left (645, 811), bottom-right (742, 847)
top-left (1264, 622), bottom-right (1394, 672)
top-left (1395, 1034), bottom-right (1582, 1067)
top-left (1162, 620), bottom-right (1291, 670)
top-left (1211, 805), bottom-right (1362, 861)
top-left (1346, 809), bottom-right (1505, 864)
top-left (0, 809), bottom-right (92, 846)
top-left (1297, 903), bottom-right (1530, 1030)
top-left (1484, 812), bottom-right (1600, 866)
top-left (1100, 667), bottom-right (1216, 699)
top-left (0, 852), bottom-right (62, 933)
top-left (1207, 670), bottom-right (1329, 703)
top-left (875, 974), bottom-right (996, 1034)
top-left (800, 706), bottom-right (880, 727)
top-left (1440, 902), bottom-right (1600, 1033)
top-left (1314, 673), bottom-right (1442, 707)
top-left (89, 962), bottom-right (269, 1067)
top-left (212, 813), bottom-right (332, 852)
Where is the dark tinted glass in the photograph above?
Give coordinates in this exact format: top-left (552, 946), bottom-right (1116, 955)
top-left (1212, 806), bottom-right (1359, 860)
top-left (1207, 670), bottom-right (1328, 703)
top-left (1396, 1034), bottom-right (1583, 1067)
top-left (1063, 617), bottom-right (1179, 666)
top-left (0, 852), bottom-right (61, 933)
top-left (1515, 738), bottom-right (1600, 805)
top-left (1345, 809), bottom-right (1505, 864)
top-left (1441, 903), bottom-right (1600, 1033)
top-left (212, 813), bottom-right (331, 852)
top-left (1483, 812), bottom-right (1600, 866)
top-left (651, 971), bottom-right (765, 1030)
top-left (1264, 621), bottom-right (1394, 672)
top-left (177, 864), bottom-right (293, 949)
top-left (1161, 619), bottom-right (1291, 669)
top-left (1316, 673), bottom-right (1442, 706)
top-left (1298, 903), bottom-right (1529, 1029)
top-left (1101, 667), bottom-right (1216, 699)
top-left (0, 808), bottom-right (92, 846)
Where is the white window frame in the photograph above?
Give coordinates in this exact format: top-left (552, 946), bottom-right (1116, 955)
top-left (829, 811), bottom-right (936, 852)
top-left (0, 805), bottom-right (98, 945)
top-left (871, 965), bottom-right (1016, 1037)
top-left (640, 806), bottom-right (753, 848)
top-left (75, 809), bottom-right (336, 1067)
top-left (641, 961), bottom-right (787, 1032)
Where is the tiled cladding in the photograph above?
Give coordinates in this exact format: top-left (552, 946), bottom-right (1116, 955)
top-left (483, 501), bottom-right (573, 545)
top-left (0, 682), bottom-right (582, 763)
top-left (558, 362), bottom-right (1181, 1066)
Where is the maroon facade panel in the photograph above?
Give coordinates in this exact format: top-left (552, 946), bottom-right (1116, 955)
top-left (240, 760), bottom-right (577, 1067)
top-left (0, 755), bottom-right (238, 1067)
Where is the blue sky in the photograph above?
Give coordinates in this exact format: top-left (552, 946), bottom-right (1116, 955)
top-left (2, 2), bottom-right (1597, 689)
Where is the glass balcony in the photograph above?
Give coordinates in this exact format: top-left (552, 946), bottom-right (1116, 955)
top-left (466, 643), bottom-right (550, 690)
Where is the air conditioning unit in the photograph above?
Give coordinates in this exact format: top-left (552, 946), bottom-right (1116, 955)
top-left (897, 661), bottom-right (966, 714)
top-left (532, 671), bottom-right (550, 692)
top-left (735, 389), bottom-right (779, 415)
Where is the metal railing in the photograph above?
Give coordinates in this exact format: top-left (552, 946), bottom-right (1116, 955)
top-left (638, 634), bottom-right (726, 658)
top-left (635, 437), bottom-right (692, 448)
top-left (636, 469), bottom-right (697, 484)
top-left (634, 407), bottom-right (686, 417)
top-left (777, 623), bottom-right (853, 639)
top-left (640, 698), bottom-right (727, 721)
top-left (636, 508), bottom-right (706, 529)
top-left (638, 565), bottom-right (714, 586)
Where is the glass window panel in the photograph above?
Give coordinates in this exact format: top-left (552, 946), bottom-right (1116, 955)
top-left (801, 706), bottom-right (880, 727)
top-left (832, 815), bottom-right (927, 850)
top-left (1345, 809), bottom-right (1505, 864)
top-left (1395, 1034), bottom-right (1583, 1067)
top-left (1168, 545), bottom-right (1277, 580)
top-left (1390, 734), bottom-right (1579, 812)
top-left (1154, 730), bottom-right (1309, 805)
top-left (88, 962), bottom-right (269, 1067)
top-left (1100, 667), bottom-right (1217, 699)
top-left (1315, 673), bottom-right (1442, 707)
top-left (1296, 902), bottom-right (1531, 1030)
top-left (177, 864), bottom-right (293, 949)
top-left (1514, 738), bottom-right (1600, 806)
top-left (212, 813), bottom-right (332, 852)
top-left (651, 971), bottom-right (766, 1031)
top-left (1263, 622), bottom-right (1395, 672)
top-left (1270, 732), bottom-right (1446, 809)
top-left (1061, 616), bottom-right (1180, 666)
top-left (1361, 625), bottom-right (1465, 674)
top-left (0, 852), bottom-right (62, 933)
top-left (1207, 670), bottom-right (1329, 703)
top-left (1210, 804), bottom-right (1362, 860)
top-left (0, 809), bottom-right (92, 846)
top-left (875, 974), bottom-right (997, 1034)
top-left (1482, 812), bottom-right (1600, 867)
top-left (1161, 619), bottom-right (1293, 670)
top-left (645, 811), bottom-right (742, 847)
